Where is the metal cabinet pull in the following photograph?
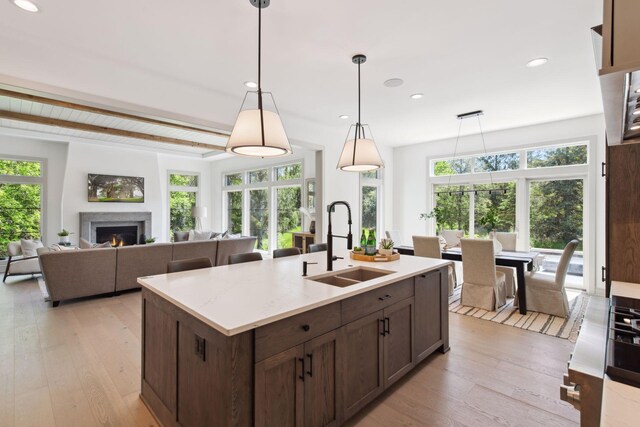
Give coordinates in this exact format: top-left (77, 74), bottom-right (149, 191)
top-left (301, 324), bottom-right (310, 332)
top-left (306, 353), bottom-right (313, 377)
top-left (379, 318), bottom-right (386, 336)
top-left (298, 358), bottom-right (305, 381)
top-left (378, 294), bottom-right (392, 301)
top-left (384, 317), bottom-right (390, 335)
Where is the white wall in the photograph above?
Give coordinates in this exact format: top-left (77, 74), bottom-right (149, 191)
top-left (0, 136), bottom-right (68, 246)
top-left (392, 114), bottom-right (606, 293)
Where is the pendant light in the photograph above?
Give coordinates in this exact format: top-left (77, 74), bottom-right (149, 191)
top-left (337, 54), bottom-right (384, 172)
top-left (226, 0), bottom-right (292, 157)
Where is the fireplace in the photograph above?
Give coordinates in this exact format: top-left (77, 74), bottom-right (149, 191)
top-left (79, 212), bottom-right (151, 245)
top-left (96, 225), bottom-right (138, 246)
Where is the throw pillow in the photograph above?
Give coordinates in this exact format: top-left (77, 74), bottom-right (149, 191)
top-left (189, 230), bottom-right (212, 241)
top-left (94, 241), bottom-right (112, 249)
top-left (20, 238), bottom-right (43, 257)
top-left (79, 238), bottom-right (93, 249)
top-left (50, 244), bottom-right (77, 251)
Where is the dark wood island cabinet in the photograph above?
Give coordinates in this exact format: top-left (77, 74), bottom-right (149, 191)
top-left (139, 259), bottom-right (449, 427)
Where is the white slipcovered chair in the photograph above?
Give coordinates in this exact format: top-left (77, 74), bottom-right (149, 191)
top-left (515, 240), bottom-right (579, 318)
top-left (440, 229), bottom-right (464, 247)
top-left (3, 241), bottom-right (42, 282)
top-left (412, 235), bottom-right (456, 295)
top-left (460, 238), bottom-right (507, 311)
top-left (490, 232), bottom-right (517, 298)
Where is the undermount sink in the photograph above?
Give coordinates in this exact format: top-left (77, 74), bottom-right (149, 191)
top-left (308, 267), bottom-right (395, 288)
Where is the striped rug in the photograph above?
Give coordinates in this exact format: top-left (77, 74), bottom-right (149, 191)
top-left (449, 287), bottom-right (589, 342)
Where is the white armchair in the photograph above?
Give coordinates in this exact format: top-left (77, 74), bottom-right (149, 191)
top-left (515, 240), bottom-right (579, 318)
top-left (3, 241), bottom-right (42, 282)
top-left (440, 229), bottom-right (464, 247)
top-left (460, 238), bottom-right (507, 311)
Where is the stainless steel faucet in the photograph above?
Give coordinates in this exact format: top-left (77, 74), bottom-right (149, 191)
top-left (326, 201), bottom-right (353, 271)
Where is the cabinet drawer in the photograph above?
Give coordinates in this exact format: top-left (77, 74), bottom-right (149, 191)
top-left (255, 302), bottom-right (341, 362)
top-left (341, 278), bottom-right (414, 324)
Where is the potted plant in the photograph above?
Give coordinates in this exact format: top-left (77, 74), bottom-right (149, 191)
top-left (352, 246), bottom-right (364, 254)
top-left (420, 206), bottom-right (445, 235)
top-left (57, 229), bottom-right (73, 244)
top-left (379, 238), bottom-right (395, 256)
top-left (145, 237), bottom-right (156, 244)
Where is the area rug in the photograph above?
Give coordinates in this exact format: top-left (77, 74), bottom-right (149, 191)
top-left (448, 287), bottom-right (588, 342)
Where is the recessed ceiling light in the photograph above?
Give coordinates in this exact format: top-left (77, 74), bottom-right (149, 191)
top-left (243, 81), bottom-right (257, 88)
top-left (410, 93), bottom-right (424, 100)
top-left (630, 125), bottom-right (640, 131)
top-left (526, 57), bottom-right (548, 68)
top-left (383, 78), bottom-right (404, 88)
top-left (339, 115), bottom-right (349, 119)
top-left (12, 0), bottom-right (39, 12)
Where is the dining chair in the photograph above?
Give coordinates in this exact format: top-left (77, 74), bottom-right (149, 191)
top-left (440, 230), bottom-right (464, 247)
top-left (460, 238), bottom-right (507, 311)
top-left (489, 232), bottom-right (517, 298)
top-left (308, 243), bottom-right (327, 253)
top-left (385, 230), bottom-right (401, 245)
top-left (229, 252), bottom-right (263, 265)
top-left (273, 247), bottom-right (302, 258)
top-left (412, 235), bottom-right (457, 295)
top-left (515, 240), bottom-right (579, 318)
top-left (494, 232), bottom-right (517, 251)
top-left (167, 257), bottom-right (213, 273)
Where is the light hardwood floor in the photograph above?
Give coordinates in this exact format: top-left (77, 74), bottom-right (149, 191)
top-left (0, 276), bottom-right (579, 427)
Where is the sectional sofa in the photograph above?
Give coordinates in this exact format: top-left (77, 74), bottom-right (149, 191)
top-left (38, 237), bottom-right (256, 307)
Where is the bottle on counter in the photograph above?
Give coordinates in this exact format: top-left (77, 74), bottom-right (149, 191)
top-left (366, 228), bottom-right (377, 255)
top-left (360, 229), bottom-right (368, 249)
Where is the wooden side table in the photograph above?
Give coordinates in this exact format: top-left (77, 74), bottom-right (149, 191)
top-left (292, 232), bottom-right (315, 254)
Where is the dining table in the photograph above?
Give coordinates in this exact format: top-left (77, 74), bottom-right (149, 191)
top-left (395, 245), bottom-right (539, 314)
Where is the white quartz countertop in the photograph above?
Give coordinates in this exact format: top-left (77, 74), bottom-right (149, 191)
top-left (138, 250), bottom-right (450, 336)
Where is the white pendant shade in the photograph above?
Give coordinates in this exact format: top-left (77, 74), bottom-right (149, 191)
top-left (226, 108), bottom-right (292, 157)
top-left (337, 137), bottom-right (384, 171)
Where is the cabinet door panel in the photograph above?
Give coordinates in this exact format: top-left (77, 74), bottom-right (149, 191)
top-left (383, 297), bottom-right (414, 387)
top-left (340, 310), bottom-right (384, 421)
top-left (304, 330), bottom-right (340, 427)
top-left (255, 345), bottom-right (305, 427)
top-left (415, 271), bottom-right (442, 361)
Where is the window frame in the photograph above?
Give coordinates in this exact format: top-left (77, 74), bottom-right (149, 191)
top-left (0, 155), bottom-right (46, 249)
top-left (222, 160), bottom-right (305, 253)
top-left (167, 170), bottom-right (201, 240)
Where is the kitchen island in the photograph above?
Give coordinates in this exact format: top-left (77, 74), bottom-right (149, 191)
top-left (138, 249), bottom-right (450, 427)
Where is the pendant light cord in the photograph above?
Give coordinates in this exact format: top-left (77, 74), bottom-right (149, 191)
top-left (257, 2), bottom-right (266, 148)
top-left (352, 60), bottom-right (361, 165)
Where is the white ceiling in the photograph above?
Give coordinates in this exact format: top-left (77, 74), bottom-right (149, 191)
top-left (0, 0), bottom-right (604, 148)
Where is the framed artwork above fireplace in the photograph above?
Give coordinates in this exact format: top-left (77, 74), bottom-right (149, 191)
top-left (88, 174), bottom-right (144, 203)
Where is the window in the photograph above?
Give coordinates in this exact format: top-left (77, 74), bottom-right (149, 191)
top-left (526, 145), bottom-right (587, 168)
top-left (433, 158), bottom-right (472, 176)
top-left (276, 186), bottom-right (301, 248)
top-left (225, 191), bottom-right (243, 234)
top-left (0, 159), bottom-right (43, 258)
top-left (275, 164), bottom-right (302, 181)
top-left (249, 169), bottom-right (268, 184)
top-left (225, 173), bottom-right (243, 186)
top-left (428, 140), bottom-right (590, 289)
top-left (223, 162), bottom-right (304, 252)
top-left (474, 152), bottom-right (519, 172)
top-left (473, 182), bottom-right (516, 238)
top-left (168, 172), bottom-right (199, 240)
top-left (360, 171), bottom-right (383, 234)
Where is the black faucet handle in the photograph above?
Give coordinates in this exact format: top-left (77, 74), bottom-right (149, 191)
top-left (332, 256), bottom-right (343, 261)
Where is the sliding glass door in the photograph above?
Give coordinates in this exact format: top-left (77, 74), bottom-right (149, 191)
top-left (528, 178), bottom-right (584, 287)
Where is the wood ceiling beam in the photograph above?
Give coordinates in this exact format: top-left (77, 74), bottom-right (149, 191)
top-left (0, 88), bottom-right (230, 139)
top-left (0, 110), bottom-right (225, 151)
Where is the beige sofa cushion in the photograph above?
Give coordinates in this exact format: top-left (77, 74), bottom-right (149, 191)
top-left (216, 237), bottom-right (257, 266)
top-left (172, 240), bottom-right (219, 265)
top-left (39, 248), bottom-right (117, 303)
top-left (115, 243), bottom-right (173, 291)
top-left (20, 238), bottom-right (43, 257)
